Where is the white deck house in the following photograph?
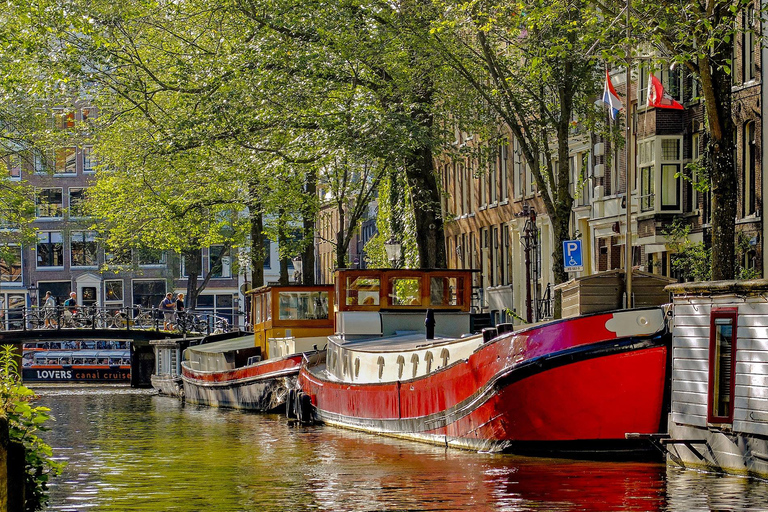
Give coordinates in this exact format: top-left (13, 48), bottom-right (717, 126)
top-left (667, 280), bottom-right (768, 479)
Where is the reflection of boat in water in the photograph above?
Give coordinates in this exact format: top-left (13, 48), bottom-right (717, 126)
top-left (22, 349), bottom-right (131, 382)
top-left (298, 268), bottom-right (671, 455)
top-left (180, 285), bottom-right (334, 411)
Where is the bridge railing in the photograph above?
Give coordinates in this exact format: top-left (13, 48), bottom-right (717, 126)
top-left (0, 305), bottom-right (249, 335)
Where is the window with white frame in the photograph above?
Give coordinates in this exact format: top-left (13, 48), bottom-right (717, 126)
top-left (743, 121), bottom-right (757, 216)
top-left (479, 159), bottom-right (487, 207)
top-left (137, 248), bottom-right (166, 266)
top-left (639, 139), bottom-right (655, 212)
top-left (82, 146), bottom-right (96, 173)
top-left (661, 68), bottom-right (682, 103)
top-left (36, 188), bottom-right (63, 218)
top-left (513, 137), bottom-right (523, 199)
top-left (68, 187), bottom-right (89, 217)
top-left (660, 138), bottom-right (682, 210)
top-left (5, 155), bottom-right (21, 179)
top-left (104, 279), bottom-right (123, 303)
top-left (500, 143), bottom-right (509, 201)
top-left (0, 246), bottom-right (22, 283)
top-left (743, 6), bottom-right (756, 83)
top-left (208, 246), bottom-right (232, 278)
top-left (54, 147), bottom-right (76, 174)
top-left (71, 231), bottom-right (98, 267)
top-left (489, 150), bottom-right (498, 204)
top-left (37, 232), bottom-right (64, 268)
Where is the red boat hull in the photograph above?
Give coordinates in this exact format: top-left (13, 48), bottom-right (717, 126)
top-left (182, 354), bottom-right (304, 412)
top-left (299, 311), bottom-right (670, 453)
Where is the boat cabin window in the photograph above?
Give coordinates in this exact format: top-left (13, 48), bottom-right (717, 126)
top-left (430, 277), bottom-right (464, 306)
top-left (278, 291), bottom-right (329, 320)
top-left (389, 277), bottom-right (422, 306)
top-left (708, 308), bottom-right (738, 424)
top-left (346, 276), bottom-right (380, 306)
top-left (254, 294), bottom-right (263, 325)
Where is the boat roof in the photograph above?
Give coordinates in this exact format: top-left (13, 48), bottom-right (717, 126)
top-left (186, 334), bottom-right (255, 354)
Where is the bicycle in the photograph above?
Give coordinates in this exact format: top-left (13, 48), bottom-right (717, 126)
top-left (24, 307), bottom-right (46, 330)
top-left (171, 311), bottom-right (208, 333)
top-left (112, 305), bottom-right (157, 329)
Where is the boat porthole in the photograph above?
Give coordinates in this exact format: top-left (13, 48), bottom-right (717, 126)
top-left (354, 357), bottom-right (360, 378)
top-left (411, 354), bottom-right (419, 378)
top-left (397, 355), bottom-right (405, 380)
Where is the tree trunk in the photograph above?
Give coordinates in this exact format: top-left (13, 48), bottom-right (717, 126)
top-left (336, 204), bottom-right (347, 269)
top-left (183, 247), bottom-right (202, 309)
top-left (249, 187), bottom-right (265, 289)
top-left (278, 211), bottom-right (289, 285)
top-left (301, 171), bottom-right (317, 285)
top-left (701, 53), bottom-right (736, 280)
top-left (404, 145), bottom-right (446, 269)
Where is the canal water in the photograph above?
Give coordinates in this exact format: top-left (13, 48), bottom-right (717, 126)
top-left (34, 385), bottom-right (768, 511)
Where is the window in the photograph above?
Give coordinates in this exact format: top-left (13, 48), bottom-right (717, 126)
top-left (68, 187), bottom-right (88, 217)
top-left (196, 294), bottom-right (236, 325)
top-left (105, 247), bottom-right (131, 266)
top-left (661, 139), bottom-right (682, 210)
top-left (500, 143), bottom-right (509, 201)
top-left (743, 6), bottom-right (756, 82)
top-left (661, 67), bottom-right (682, 102)
top-left (137, 248), bottom-right (165, 266)
top-left (82, 146), bottom-right (96, 173)
top-left (209, 245), bottom-right (232, 278)
top-left (5, 155), bottom-right (21, 179)
top-left (37, 232), bottom-right (64, 268)
top-left (277, 291), bottom-right (329, 320)
top-left (429, 276), bottom-right (464, 306)
top-left (743, 122), bottom-right (756, 216)
top-left (132, 280), bottom-right (165, 309)
top-left (513, 137), bottom-right (523, 199)
top-left (640, 166), bottom-right (654, 211)
top-left (81, 107), bottom-right (97, 123)
top-left (71, 231), bottom-right (98, 267)
top-left (33, 151), bottom-right (47, 174)
top-left (708, 309), bottom-right (738, 424)
top-left (389, 277), bottom-right (422, 306)
top-left (36, 188), bottom-right (63, 218)
top-left (346, 276), bottom-right (380, 306)
top-left (104, 280), bottom-right (123, 302)
top-left (0, 247), bottom-right (22, 282)
top-left (54, 147), bottom-right (76, 174)
top-left (489, 151), bottom-right (498, 204)
top-left (638, 65), bottom-right (648, 106)
top-left (479, 159), bottom-right (487, 207)
top-left (52, 109), bottom-right (74, 130)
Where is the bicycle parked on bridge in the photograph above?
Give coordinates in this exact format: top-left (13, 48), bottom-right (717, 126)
top-left (112, 305), bottom-right (159, 330)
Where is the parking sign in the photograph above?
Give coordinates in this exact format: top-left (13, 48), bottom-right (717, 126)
top-left (563, 240), bottom-right (584, 272)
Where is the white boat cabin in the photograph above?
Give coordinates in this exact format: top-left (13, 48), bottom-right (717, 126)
top-left (667, 280), bottom-right (768, 479)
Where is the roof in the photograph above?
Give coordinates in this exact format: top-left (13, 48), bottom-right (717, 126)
top-left (185, 334), bottom-right (256, 354)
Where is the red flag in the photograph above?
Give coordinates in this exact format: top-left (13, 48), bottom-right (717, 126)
top-left (647, 74), bottom-right (683, 110)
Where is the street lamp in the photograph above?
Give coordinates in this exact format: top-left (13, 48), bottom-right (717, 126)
top-left (292, 255), bottom-right (303, 283)
top-left (27, 283), bottom-right (37, 305)
top-left (384, 238), bottom-right (401, 269)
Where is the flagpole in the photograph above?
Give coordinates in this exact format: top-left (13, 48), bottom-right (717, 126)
top-left (624, 0), bottom-right (633, 308)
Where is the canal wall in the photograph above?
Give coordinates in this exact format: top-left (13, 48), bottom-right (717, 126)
top-left (0, 417), bottom-right (25, 512)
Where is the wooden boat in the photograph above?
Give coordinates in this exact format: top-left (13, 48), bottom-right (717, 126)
top-left (180, 284), bottom-right (334, 411)
top-left (21, 349), bottom-right (131, 382)
top-left (297, 268), bottom-right (671, 454)
top-left (665, 280), bottom-right (768, 479)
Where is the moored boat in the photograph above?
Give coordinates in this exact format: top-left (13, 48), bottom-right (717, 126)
top-left (297, 268), bottom-right (672, 455)
top-left (22, 348), bottom-right (131, 383)
top-left (181, 284), bottom-right (334, 411)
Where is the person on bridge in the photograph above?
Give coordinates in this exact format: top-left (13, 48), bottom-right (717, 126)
top-left (43, 291), bottom-right (57, 328)
top-left (63, 292), bottom-right (78, 327)
top-left (161, 292), bottom-right (175, 330)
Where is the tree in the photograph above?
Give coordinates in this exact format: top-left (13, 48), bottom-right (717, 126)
top-left (604, 0), bottom-right (758, 280)
top-left (433, 0), bottom-right (605, 314)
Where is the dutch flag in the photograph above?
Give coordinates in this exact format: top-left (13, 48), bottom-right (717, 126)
top-left (602, 69), bottom-right (623, 120)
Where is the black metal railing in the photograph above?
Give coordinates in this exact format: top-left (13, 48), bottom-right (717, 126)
top-left (0, 305), bottom-right (243, 335)
top-left (536, 283), bottom-right (554, 321)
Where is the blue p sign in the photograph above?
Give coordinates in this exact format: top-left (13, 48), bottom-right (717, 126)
top-left (563, 240), bottom-right (584, 272)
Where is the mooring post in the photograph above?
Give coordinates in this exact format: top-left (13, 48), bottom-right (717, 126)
top-left (425, 309), bottom-right (435, 340)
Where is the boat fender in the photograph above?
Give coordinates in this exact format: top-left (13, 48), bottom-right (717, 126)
top-left (286, 389), bottom-right (297, 419)
top-left (482, 327), bottom-right (498, 343)
top-left (297, 392), bottom-right (313, 425)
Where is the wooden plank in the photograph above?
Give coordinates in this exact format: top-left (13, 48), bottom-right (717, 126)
top-left (736, 349), bottom-right (768, 364)
top-left (672, 336), bottom-right (709, 350)
top-left (671, 411), bottom-right (707, 428)
top-left (734, 396), bottom-right (768, 413)
top-left (671, 401), bottom-right (708, 418)
top-left (737, 374), bottom-right (768, 387)
top-left (672, 390), bottom-right (707, 405)
top-left (735, 337), bottom-right (768, 352)
top-left (735, 385), bottom-right (768, 400)
top-left (673, 347), bottom-right (709, 360)
top-left (672, 369), bottom-right (709, 382)
top-left (672, 325), bottom-right (709, 339)
top-left (672, 379), bottom-right (708, 394)
top-left (736, 362), bottom-right (768, 375)
top-left (674, 358), bottom-right (709, 371)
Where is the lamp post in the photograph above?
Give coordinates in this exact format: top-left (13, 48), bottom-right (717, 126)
top-left (292, 255), bottom-right (303, 284)
top-left (27, 283), bottom-right (37, 306)
top-left (384, 238), bottom-right (401, 269)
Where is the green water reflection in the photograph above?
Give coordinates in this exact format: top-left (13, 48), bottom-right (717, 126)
top-left (34, 386), bottom-right (768, 512)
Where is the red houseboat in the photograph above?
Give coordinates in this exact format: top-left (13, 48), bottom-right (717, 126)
top-left (181, 284), bottom-right (334, 411)
top-left (297, 268), bottom-right (671, 454)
